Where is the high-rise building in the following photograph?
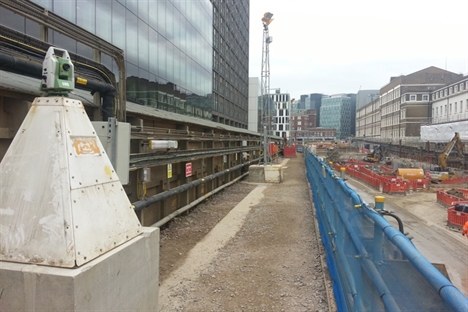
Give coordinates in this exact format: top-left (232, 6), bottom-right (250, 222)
top-left (0, 0), bottom-right (249, 128)
top-left (270, 89), bottom-right (291, 139)
top-left (248, 77), bottom-right (260, 132)
top-left (211, 0), bottom-right (249, 128)
top-left (356, 90), bottom-right (379, 111)
top-left (298, 95), bottom-right (308, 110)
top-left (308, 93), bottom-right (324, 126)
top-left (320, 94), bottom-right (356, 139)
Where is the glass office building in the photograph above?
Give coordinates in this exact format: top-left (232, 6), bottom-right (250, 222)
top-left (320, 94), bottom-right (356, 139)
top-left (211, 0), bottom-right (249, 128)
top-left (1, 0), bottom-right (250, 127)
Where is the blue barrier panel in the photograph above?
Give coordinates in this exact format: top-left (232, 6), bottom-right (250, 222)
top-left (305, 149), bottom-right (468, 312)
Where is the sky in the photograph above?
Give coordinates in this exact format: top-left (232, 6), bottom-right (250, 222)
top-left (248, 0), bottom-right (468, 98)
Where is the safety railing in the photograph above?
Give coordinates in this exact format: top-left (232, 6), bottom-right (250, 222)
top-left (305, 149), bottom-right (468, 312)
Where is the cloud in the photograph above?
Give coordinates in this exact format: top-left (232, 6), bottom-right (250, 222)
top-left (249, 0), bottom-right (468, 97)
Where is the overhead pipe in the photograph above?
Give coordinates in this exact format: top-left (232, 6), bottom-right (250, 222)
top-left (1, 0), bottom-right (126, 120)
top-left (0, 52), bottom-right (115, 120)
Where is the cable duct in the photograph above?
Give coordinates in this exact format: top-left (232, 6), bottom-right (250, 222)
top-left (0, 52), bottom-right (116, 120)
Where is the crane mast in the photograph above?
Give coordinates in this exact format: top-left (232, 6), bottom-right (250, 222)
top-left (261, 12), bottom-right (273, 164)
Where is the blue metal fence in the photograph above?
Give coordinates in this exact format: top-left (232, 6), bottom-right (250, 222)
top-left (305, 149), bottom-right (468, 312)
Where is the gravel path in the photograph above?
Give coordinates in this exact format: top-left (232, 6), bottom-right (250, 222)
top-left (158, 154), bottom-right (333, 312)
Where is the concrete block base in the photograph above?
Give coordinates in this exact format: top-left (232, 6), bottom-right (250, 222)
top-left (265, 165), bottom-right (284, 183)
top-left (0, 227), bottom-right (159, 311)
top-left (248, 165), bottom-right (284, 183)
top-left (248, 165), bottom-right (265, 182)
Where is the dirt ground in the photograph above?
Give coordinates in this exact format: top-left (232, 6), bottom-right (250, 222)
top-left (157, 154), bottom-right (333, 312)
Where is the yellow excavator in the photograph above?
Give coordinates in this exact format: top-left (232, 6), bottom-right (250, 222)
top-left (429, 132), bottom-right (464, 182)
top-left (363, 145), bottom-right (383, 163)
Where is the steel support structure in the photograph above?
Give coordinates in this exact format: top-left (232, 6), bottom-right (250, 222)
top-left (261, 21), bottom-right (272, 164)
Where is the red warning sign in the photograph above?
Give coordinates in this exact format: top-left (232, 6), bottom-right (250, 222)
top-left (185, 163), bottom-right (192, 177)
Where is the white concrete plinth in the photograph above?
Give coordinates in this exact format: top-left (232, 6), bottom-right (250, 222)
top-left (0, 227), bottom-right (159, 311)
top-left (264, 165), bottom-right (284, 183)
top-left (248, 165), bottom-right (265, 183)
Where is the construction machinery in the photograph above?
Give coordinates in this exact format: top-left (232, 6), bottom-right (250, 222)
top-left (429, 132), bottom-right (464, 182)
top-left (363, 145), bottom-right (383, 163)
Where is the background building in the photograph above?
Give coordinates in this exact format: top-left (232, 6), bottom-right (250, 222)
top-left (308, 93), bottom-right (324, 126)
top-left (356, 90), bottom-right (379, 110)
top-left (211, 0), bottom-right (249, 128)
top-left (356, 67), bottom-right (465, 144)
top-left (0, 0), bottom-right (249, 128)
top-left (356, 97), bottom-right (381, 138)
top-left (270, 89), bottom-right (291, 139)
top-left (421, 75), bottom-right (468, 143)
top-left (320, 94), bottom-right (356, 139)
top-left (379, 66), bottom-right (461, 140)
top-left (431, 76), bottom-right (468, 125)
top-left (248, 77), bottom-right (260, 132)
top-left (298, 95), bottom-right (308, 110)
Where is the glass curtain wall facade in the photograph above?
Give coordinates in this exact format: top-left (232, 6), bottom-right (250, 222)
top-left (2, 0), bottom-right (213, 119)
top-left (211, 0), bottom-right (249, 128)
top-left (320, 94), bottom-right (356, 139)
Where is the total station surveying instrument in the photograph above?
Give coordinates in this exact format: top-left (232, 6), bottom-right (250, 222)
top-left (40, 47), bottom-right (75, 96)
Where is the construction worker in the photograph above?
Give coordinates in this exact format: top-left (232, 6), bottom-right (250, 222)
top-left (462, 221), bottom-right (468, 238)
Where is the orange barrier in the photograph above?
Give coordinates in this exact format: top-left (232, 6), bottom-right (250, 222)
top-left (335, 161), bottom-right (429, 195)
top-left (460, 189), bottom-right (468, 198)
top-left (447, 201), bottom-right (468, 229)
top-left (436, 189), bottom-right (468, 207)
top-left (269, 143), bottom-right (278, 156)
top-left (441, 176), bottom-right (468, 184)
top-left (283, 147), bottom-right (296, 158)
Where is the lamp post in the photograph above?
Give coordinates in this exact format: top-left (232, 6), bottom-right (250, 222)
top-left (261, 12), bottom-right (273, 164)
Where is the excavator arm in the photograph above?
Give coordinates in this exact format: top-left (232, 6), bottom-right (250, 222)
top-left (437, 132), bottom-right (463, 171)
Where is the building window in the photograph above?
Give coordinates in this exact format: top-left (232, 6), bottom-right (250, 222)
top-left (410, 95), bottom-right (416, 101)
top-left (455, 85), bottom-right (458, 92)
top-left (450, 103), bottom-right (452, 114)
top-left (422, 94), bottom-right (429, 101)
top-left (455, 102), bottom-right (457, 113)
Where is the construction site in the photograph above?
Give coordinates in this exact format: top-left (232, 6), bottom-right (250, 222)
top-left (307, 134), bottom-right (468, 232)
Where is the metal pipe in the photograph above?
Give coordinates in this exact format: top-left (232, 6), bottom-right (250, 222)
top-left (1, 0), bottom-right (126, 120)
top-left (132, 158), bottom-right (260, 212)
top-left (366, 205), bottom-right (468, 311)
top-left (0, 52), bottom-right (116, 121)
top-left (151, 172), bottom-right (249, 228)
top-left (378, 210), bottom-right (405, 234)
